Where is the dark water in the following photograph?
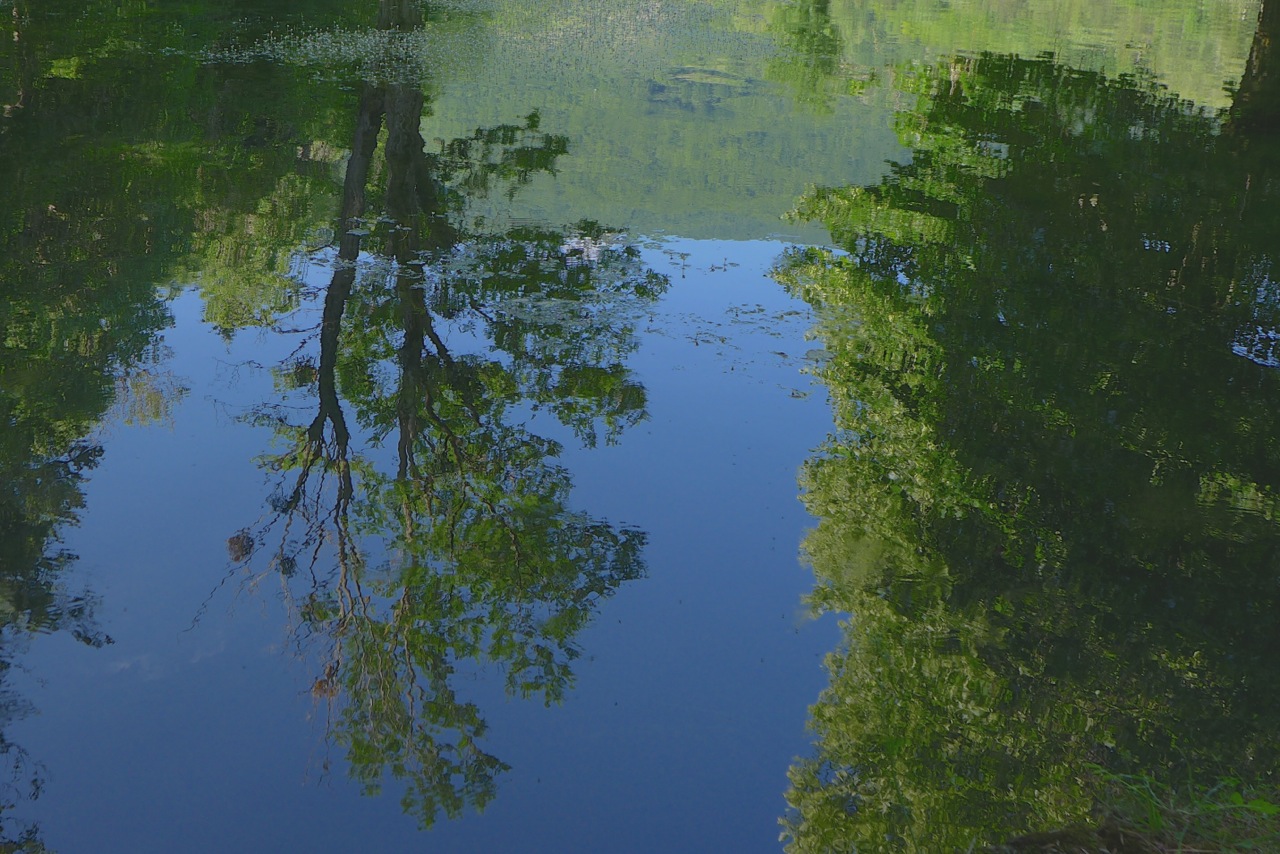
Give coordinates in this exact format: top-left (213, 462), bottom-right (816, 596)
top-left (1, 0), bottom-right (1277, 851)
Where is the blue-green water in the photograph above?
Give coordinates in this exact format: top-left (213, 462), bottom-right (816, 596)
top-left (1, 0), bottom-right (1277, 850)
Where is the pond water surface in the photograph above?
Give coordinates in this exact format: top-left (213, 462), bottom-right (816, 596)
top-left (2, 0), bottom-right (1279, 851)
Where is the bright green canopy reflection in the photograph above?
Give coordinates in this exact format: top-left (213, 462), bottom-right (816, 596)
top-left (778, 38), bottom-right (1280, 852)
top-left (205, 0), bottom-right (667, 828)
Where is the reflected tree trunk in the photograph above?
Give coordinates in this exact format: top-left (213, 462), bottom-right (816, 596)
top-left (385, 84), bottom-right (457, 258)
top-left (289, 0), bottom-right (464, 527)
top-left (288, 84), bottom-right (385, 515)
top-left (1230, 0), bottom-right (1280, 132)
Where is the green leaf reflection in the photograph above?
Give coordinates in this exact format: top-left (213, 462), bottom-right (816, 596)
top-left (778, 35), bottom-right (1280, 853)
top-left (220, 2), bottom-right (667, 827)
top-left (0, 1), bottom-right (242, 844)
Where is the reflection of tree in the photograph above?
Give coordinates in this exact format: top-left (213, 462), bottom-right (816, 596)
top-left (766, 0), bottom-right (852, 111)
top-left (225, 1), bottom-right (665, 827)
top-left (777, 51), bottom-right (1280, 851)
top-left (0, 396), bottom-right (114, 849)
top-left (0, 2), bottom-right (389, 843)
top-left (1231, 0), bottom-right (1280, 131)
top-left (0, 10), bottom-right (185, 843)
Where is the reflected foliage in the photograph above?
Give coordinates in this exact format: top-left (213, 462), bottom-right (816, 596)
top-left (221, 1), bottom-right (666, 827)
top-left (0, 0), bottom-right (389, 843)
top-left (766, 0), bottom-right (874, 112)
top-left (778, 48), bottom-right (1280, 851)
top-left (754, 0), bottom-right (1260, 109)
top-left (0, 3), bottom-right (206, 847)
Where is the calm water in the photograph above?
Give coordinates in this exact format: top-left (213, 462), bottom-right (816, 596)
top-left (2, 0), bottom-right (1278, 851)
